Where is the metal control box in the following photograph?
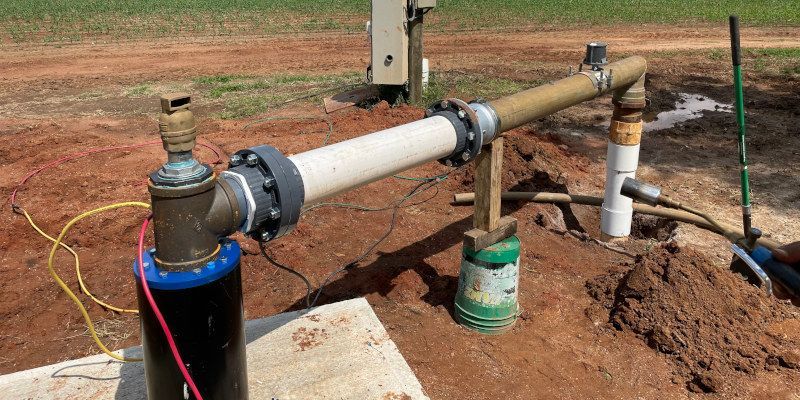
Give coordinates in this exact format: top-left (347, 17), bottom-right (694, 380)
top-left (370, 0), bottom-right (408, 85)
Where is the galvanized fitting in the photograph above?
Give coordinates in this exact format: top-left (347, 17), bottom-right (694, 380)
top-left (613, 73), bottom-right (647, 109)
top-left (469, 99), bottom-right (500, 144)
top-left (620, 177), bottom-right (661, 206)
top-left (608, 73), bottom-right (646, 146)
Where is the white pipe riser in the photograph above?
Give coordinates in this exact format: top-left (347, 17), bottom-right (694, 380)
top-left (288, 116), bottom-right (458, 205)
top-left (601, 141), bottom-right (641, 238)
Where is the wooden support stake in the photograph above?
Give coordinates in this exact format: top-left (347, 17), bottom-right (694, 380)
top-left (407, 14), bottom-right (424, 104)
top-left (473, 137), bottom-right (503, 232)
top-left (464, 138), bottom-right (516, 251)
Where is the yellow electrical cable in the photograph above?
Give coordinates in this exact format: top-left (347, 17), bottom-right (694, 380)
top-left (45, 201), bottom-right (151, 362)
top-left (20, 208), bottom-right (139, 314)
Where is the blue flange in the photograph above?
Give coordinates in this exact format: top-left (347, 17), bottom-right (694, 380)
top-left (133, 239), bottom-right (241, 290)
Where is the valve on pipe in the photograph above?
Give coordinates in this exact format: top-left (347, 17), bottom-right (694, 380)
top-left (138, 94), bottom-right (248, 400)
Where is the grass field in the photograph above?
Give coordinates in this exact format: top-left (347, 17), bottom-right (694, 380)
top-left (2, 0), bottom-right (799, 44)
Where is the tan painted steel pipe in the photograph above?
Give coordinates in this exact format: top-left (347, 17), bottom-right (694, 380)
top-left (491, 56), bottom-right (647, 133)
top-left (452, 191), bottom-right (780, 251)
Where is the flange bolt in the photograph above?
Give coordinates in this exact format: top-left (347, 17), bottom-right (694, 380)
top-left (246, 154), bottom-right (259, 166)
top-left (230, 154), bottom-right (243, 166)
top-left (263, 176), bottom-right (276, 190)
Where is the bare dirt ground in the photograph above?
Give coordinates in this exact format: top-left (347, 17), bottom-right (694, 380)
top-left (1, 25), bottom-right (799, 399)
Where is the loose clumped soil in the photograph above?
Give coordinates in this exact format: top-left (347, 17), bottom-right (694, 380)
top-left (588, 243), bottom-right (800, 393)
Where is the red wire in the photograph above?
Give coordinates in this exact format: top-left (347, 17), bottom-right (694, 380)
top-left (138, 215), bottom-right (204, 400)
top-left (7, 139), bottom-right (224, 209)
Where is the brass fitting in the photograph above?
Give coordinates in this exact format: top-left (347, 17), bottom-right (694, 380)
top-left (609, 74), bottom-right (646, 146)
top-left (159, 93), bottom-right (197, 154)
top-left (149, 178), bottom-right (242, 271)
top-left (149, 93), bottom-right (243, 271)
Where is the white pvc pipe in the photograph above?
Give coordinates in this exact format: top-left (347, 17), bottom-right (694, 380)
top-left (422, 58), bottom-right (430, 90)
top-left (289, 116), bottom-right (458, 205)
top-left (601, 141), bottom-right (641, 238)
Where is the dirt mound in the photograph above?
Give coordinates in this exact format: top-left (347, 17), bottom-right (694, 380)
top-left (587, 244), bottom-right (800, 393)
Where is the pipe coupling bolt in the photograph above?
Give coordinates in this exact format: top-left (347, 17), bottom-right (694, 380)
top-left (159, 93), bottom-right (197, 153)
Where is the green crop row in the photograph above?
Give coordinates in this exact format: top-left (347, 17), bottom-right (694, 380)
top-left (2, 0), bottom-right (799, 44)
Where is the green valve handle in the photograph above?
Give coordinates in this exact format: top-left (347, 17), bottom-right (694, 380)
top-left (729, 15), bottom-right (752, 236)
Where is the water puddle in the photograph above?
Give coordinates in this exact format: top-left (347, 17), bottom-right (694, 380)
top-left (643, 93), bottom-right (732, 132)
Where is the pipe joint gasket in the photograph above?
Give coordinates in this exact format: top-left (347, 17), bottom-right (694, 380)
top-left (425, 98), bottom-right (483, 167)
top-left (226, 145), bottom-right (305, 242)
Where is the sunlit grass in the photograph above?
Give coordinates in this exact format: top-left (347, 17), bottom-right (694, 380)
top-left (189, 72), bottom-right (362, 118)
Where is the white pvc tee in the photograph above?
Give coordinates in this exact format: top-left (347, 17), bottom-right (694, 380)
top-left (601, 141), bottom-right (641, 238)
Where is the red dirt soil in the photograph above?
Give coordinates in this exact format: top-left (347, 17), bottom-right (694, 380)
top-left (1, 25), bottom-right (799, 400)
top-left (588, 243), bottom-right (800, 394)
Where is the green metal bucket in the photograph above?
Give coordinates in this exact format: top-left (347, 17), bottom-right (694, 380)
top-left (454, 235), bottom-right (520, 334)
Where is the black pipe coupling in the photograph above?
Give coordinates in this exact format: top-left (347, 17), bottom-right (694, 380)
top-left (424, 98), bottom-right (483, 167)
top-left (221, 145), bottom-right (305, 242)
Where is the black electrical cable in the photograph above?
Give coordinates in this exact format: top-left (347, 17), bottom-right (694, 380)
top-left (307, 172), bottom-right (456, 308)
top-left (257, 168), bottom-right (460, 310)
top-left (257, 240), bottom-right (313, 308)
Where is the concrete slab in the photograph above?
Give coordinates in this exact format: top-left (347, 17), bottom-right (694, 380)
top-left (0, 298), bottom-right (428, 400)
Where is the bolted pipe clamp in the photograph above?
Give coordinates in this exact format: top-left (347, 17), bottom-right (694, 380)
top-left (223, 145), bottom-right (305, 242)
top-left (424, 98), bottom-right (483, 167)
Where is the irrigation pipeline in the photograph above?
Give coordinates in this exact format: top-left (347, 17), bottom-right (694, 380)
top-left (451, 191), bottom-right (781, 251)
